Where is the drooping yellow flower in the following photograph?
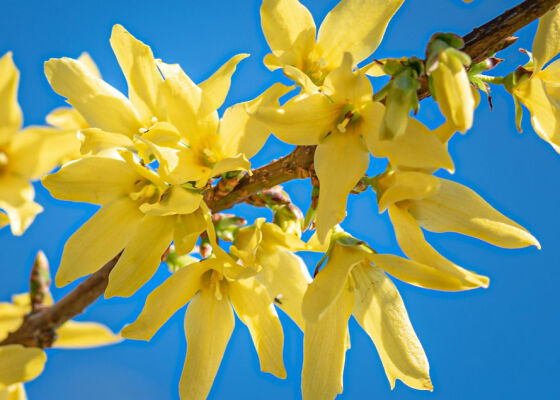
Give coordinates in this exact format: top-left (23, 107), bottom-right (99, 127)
top-left (261, 0), bottom-right (404, 87)
top-left (232, 218), bottom-right (311, 328)
top-left (0, 292), bottom-right (120, 398)
top-left (254, 54), bottom-right (453, 242)
top-left (513, 7), bottom-right (560, 152)
top-left (301, 235), bottom-right (433, 400)
top-left (42, 152), bottom-right (205, 298)
top-left (45, 25), bottom-right (282, 188)
top-left (122, 242), bottom-right (286, 400)
top-left (0, 53), bottom-right (80, 235)
top-left (427, 42), bottom-right (475, 133)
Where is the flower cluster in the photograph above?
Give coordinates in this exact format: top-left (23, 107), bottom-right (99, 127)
top-left (1, 0), bottom-right (559, 399)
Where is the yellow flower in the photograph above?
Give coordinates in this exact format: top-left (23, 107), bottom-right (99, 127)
top-left (232, 218), bottom-right (311, 328)
top-left (428, 46), bottom-right (475, 133)
top-left (42, 152), bottom-right (205, 298)
top-left (122, 246), bottom-right (286, 400)
top-left (0, 292), bottom-right (120, 398)
top-left (45, 25), bottom-right (282, 187)
top-left (512, 7), bottom-right (560, 152)
top-left (301, 236), bottom-right (433, 400)
top-left (261, 0), bottom-right (404, 87)
top-left (254, 54), bottom-right (453, 242)
top-left (0, 53), bottom-right (80, 235)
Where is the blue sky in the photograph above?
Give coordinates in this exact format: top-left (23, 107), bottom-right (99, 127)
top-left (1, 0), bottom-right (559, 398)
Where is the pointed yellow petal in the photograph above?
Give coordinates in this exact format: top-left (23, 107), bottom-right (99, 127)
top-left (388, 205), bottom-right (489, 290)
top-left (364, 102), bottom-right (454, 171)
top-left (408, 178), bottom-right (540, 249)
top-left (0, 302), bottom-right (26, 341)
top-left (0, 345), bottom-right (46, 387)
top-left (139, 186), bottom-right (202, 216)
top-left (106, 215), bottom-right (174, 298)
top-left (314, 133), bottom-right (369, 242)
top-left (0, 175), bottom-right (42, 236)
top-left (220, 83), bottom-right (292, 159)
top-left (44, 57), bottom-right (142, 136)
top-left (0, 52), bottom-right (22, 145)
top-left (230, 278), bottom-right (286, 378)
top-left (56, 198), bottom-right (143, 287)
top-left (54, 321), bottom-right (121, 348)
top-left (361, 59), bottom-right (387, 77)
top-left (260, 0), bottom-right (317, 69)
top-left (323, 53), bottom-right (372, 105)
top-left (179, 289), bottom-right (234, 400)
top-left (252, 92), bottom-right (336, 145)
top-left (8, 127), bottom-right (80, 180)
top-left (283, 66), bottom-right (318, 92)
top-left (377, 171), bottom-right (440, 213)
top-left (110, 25), bottom-right (164, 124)
top-left (303, 242), bottom-right (364, 322)
top-left (79, 128), bottom-right (134, 155)
top-left (317, 0), bottom-right (404, 68)
top-left (199, 53), bottom-right (249, 115)
top-left (46, 107), bottom-right (88, 130)
top-left (302, 283), bottom-right (354, 400)
top-left (122, 259), bottom-right (214, 340)
top-left (352, 264), bottom-right (432, 391)
top-left (207, 154), bottom-right (251, 180)
top-left (42, 156), bottom-right (139, 205)
top-left (532, 7), bottom-right (560, 73)
top-left (174, 210), bottom-right (207, 255)
top-left (255, 248), bottom-right (311, 329)
top-left (515, 77), bottom-right (560, 153)
top-left (77, 52), bottom-right (101, 78)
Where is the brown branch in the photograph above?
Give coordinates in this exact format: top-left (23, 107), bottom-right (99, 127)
top-left (2, 0), bottom-right (558, 349)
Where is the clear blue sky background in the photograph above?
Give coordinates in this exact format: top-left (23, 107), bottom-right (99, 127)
top-left (1, 0), bottom-right (559, 398)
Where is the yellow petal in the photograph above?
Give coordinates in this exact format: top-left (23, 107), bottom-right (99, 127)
top-left (314, 133), bottom-right (369, 242)
top-left (42, 156), bottom-right (139, 205)
top-left (56, 197), bottom-right (143, 287)
top-left (139, 186), bottom-right (202, 216)
top-left (302, 282), bottom-right (353, 400)
top-left (317, 0), bottom-right (404, 68)
top-left (54, 321), bottom-right (121, 348)
top-left (78, 52), bottom-right (101, 78)
top-left (0, 302), bottom-right (26, 341)
top-left (388, 205), bottom-right (489, 290)
top-left (199, 53), bottom-right (249, 115)
top-left (255, 247), bottom-right (311, 329)
top-left (431, 51), bottom-right (474, 133)
top-left (0, 175), bottom-right (42, 236)
top-left (261, 221), bottom-right (306, 251)
top-left (173, 209), bottom-right (207, 255)
top-left (363, 102), bottom-right (454, 171)
top-left (323, 53), bottom-right (372, 105)
top-left (302, 242), bottom-right (364, 323)
top-left (229, 277), bottom-right (286, 378)
top-left (122, 259), bottom-right (214, 340)
top-left (0, 212), bottom-right (9, 232)
top-left (351, 264), bottom-right (432, 391)
top-left (220, 83), bottom-right (292, 159)
top-left (0, 345), bottom-right (46, 387)
top-left (110, 25), bottom-right (164, 124)
top-left (377, 171), bottom-right (441, 213)
top-left (408, 177), bottom-right (540, 249)
top-left (360, 59), bottom-right (387, 77)
top-left (283, 66), bottom-right (318, 92)
top-left (207, 154), bottom-right (251, 181)
top-left (252, 92), bottom-right (336, 145)
top-left (532, 7), bottom-right (560, 72)
top-left (0, 383), bottom-right (27, 400)
top-left (260, 0), bottom-right (317, 69)
top-left (105, 215), bottom-right (174, 298)
top-left (179, 289), bottom-right (235, 400)
top-left (46, 107), bottom-right (88, 130)
top-left (79, 128), bottom-right (134, 155)
top-left (0, 52), bottom-right (22, 145)
top-left (8, 127), bottom-right (80, 180)
top-left (515, 77), bottom-right (560, 153)
top-left (157, 61), bottom-right (204, 140)
top-left (44, 57), bottom-right (142, 136)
